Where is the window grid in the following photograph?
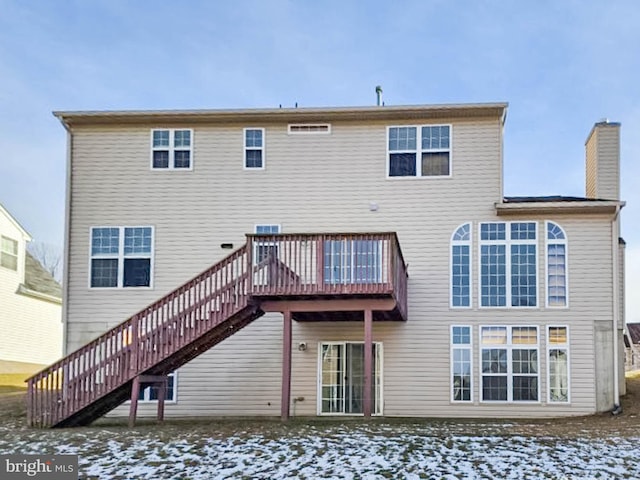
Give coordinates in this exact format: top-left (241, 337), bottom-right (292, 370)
top-left (546, 222), bottom-right (568, 307)
top-left (1, 235), bottom-right (19, 271)
top-left (479, 222), bottom-right (537, 308)
top-left (388, 125), bottom-right (451, 177)
top-left (480, 326), bottom-right (539, 403)
top-left (244, 128), bottom-right (265, 169)
top-left (90, 226), bottom-right (153, 288)
top-left (451, 326), bottom-right (472, 402)
top-left (548, 326), bottom-right (570, 403)
top-left (254, 224), bottom-right (280, 264)
top-left (151, 129), bottom-right (192, 170)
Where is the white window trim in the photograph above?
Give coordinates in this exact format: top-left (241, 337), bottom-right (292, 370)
top-left (323, 238), bottom-right (384, 285)
top-left (316, 341), bottom-right (383, 416)
top-left (150, 129), bottom-right (194, 171)
top-left (385, 124), bottom-right (452, 179)
top-left (0, 235), bottom-right (19, 271)
top-left (287, 123), bottom-right (331, 135)
top-left (450, 325), bottom-right (473, 403)
top-left (450, 223), bottom-right (472, 308)
top-left (479, 325), bottom-right (540, 404)
top-left (547, 326), bottom-right (571, 404)
top-left (243, 127), bottom-right (266, 170)
top-left (477, 221), bottom-right (539, 309)
top-left (88, 226), bottom-right (155, 289)
top-left (125, 371), bottom-right (178, 404)
top-left (545, 221), bottom-right (569, 308)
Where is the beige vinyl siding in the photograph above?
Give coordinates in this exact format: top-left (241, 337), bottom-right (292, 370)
top-left (66, 114), bottom-right (617, 418)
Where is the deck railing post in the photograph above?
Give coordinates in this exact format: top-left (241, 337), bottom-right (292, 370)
top-left (364, 309), bottom-right (373, 417)
top-left (281, 309), bottom-right (292, 421)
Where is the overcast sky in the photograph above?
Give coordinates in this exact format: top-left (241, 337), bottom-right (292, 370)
top-left (1, 0), bottom-right (638, 321)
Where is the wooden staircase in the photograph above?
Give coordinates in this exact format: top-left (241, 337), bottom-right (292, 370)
top-left (27, 245), bottom-right (262, 428)
top-left (27, 232), bottom-right (408, 428)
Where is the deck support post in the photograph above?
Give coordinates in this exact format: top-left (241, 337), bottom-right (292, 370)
top-left (364, 309), bottom-right (373, 417)
top-left (129, 375), bottom-right (168, 428)
top-left (281, 309), bottom-right (292, 421)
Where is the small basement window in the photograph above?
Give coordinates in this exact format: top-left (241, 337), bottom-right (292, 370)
top-left (288, 124), bottom-right (331, 134)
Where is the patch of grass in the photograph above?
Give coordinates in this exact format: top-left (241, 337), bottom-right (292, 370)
top-left (0, 373), bottom-right (29, 391)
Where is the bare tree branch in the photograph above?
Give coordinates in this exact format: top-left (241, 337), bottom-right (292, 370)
top-left (27, 241), bottom-right (63, 282)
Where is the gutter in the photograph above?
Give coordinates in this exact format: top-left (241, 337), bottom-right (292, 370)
top-left (16, 284), bottom-right (62, 305)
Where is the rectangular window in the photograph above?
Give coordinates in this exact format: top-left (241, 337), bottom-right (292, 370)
top-left (151, 129), bottom-right (192, 169)
top-left (324, 239), bottom-right (381, 284)
top-left (481, 326), bottom-right (539, 402)
top-left (388, 125), bottom-right (451, 177)
top-left (90, 226), bottom-right (153, 288)
top-left (288, 124), bottom-right (331, 134)
top-left (451, 326), bottom-right (472, 402)
top-left (479, 222), bottom-right (537, 307)
top-left (138, 372), bottom-right (177, 402)
top-left (548, 326), bottom-right (569, 402)
top-left (0, 235), bottom-right (18, 271)
top-left (244, 128), bottom-right (265, 169)
top-left (254, 224), bottom-right (280, 263)
top-left (319, 342), bottom-right (382, 415)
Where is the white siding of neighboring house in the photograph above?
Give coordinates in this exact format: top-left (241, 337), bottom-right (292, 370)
top-left (0, 210), bottom-right (62, 368)
top-left (62, 114), bottom-right (618, 418)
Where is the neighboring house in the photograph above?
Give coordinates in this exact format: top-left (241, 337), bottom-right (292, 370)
top-left (27, 102), bottom-right (626, 428)
top-left (0, 204), bottom-right (62, 374)
top-left (624, 323), bottom-right (640, 371)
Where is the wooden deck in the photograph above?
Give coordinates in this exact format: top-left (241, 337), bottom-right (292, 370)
top-left (26, 232), bottom-right (408, 427)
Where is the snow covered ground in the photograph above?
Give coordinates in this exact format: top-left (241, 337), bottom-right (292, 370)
top-left (1, 421), bottom-right (639, 479)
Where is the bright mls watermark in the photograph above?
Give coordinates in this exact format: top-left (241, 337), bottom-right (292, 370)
top-left (1, 455), bottom-right (77, 479)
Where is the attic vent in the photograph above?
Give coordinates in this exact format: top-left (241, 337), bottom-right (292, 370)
top-left (288, 124), bottom-right (331, 135)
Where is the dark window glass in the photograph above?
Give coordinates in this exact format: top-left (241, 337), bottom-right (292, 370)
top-left (513, 376), bottom-right (538, 401)
top-left (174, 151), bottom-right (190, 168)
top-left (482, 376), bottom-right (507, 401)
top-left (389, 153), bottom-right (416, 176)
top-left (123, 258), bottom-right (150, 287)
top-left (91, 259), bottom-right (118, 287)
top-left (153, 150), bottom-right (169, 168)
top-left (246, 150), bottom-right (262, 168)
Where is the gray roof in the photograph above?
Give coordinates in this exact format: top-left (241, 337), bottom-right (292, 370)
top-left (627, 323), bottom-right (640, 345)
top-left (24, 252), bottom-right (62, 299)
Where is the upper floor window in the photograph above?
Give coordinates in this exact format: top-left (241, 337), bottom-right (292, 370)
top-left (244, 128), bottom-right (265, 169)
top-left (387, 125), bottom-right (450, 177)
top-left (324, 239), bottom-right (382, 284)
top-left (0, 235), bottom-right (18, 271)
top-left (90, 226), bottom-right (153, 288)
top-left (151, 129), bottom-right (192, 170)
top-left (451, 224), bottom-right (471, 307)
top-left (479, 222), bottom-right (537, 307)
top-left (546, 222), bottom-right (568, 307)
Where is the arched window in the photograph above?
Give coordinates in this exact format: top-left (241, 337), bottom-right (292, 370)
top-left (546, 222), bottom-right (568, 307)
top-left (451, 223), bottom-right (471, 307)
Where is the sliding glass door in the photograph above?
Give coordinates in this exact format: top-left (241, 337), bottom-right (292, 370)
top-left (319, 342), bottom-right (382, 415)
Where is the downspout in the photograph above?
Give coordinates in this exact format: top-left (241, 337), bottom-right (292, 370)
top-left (611, 204), bottom-right (621, 412)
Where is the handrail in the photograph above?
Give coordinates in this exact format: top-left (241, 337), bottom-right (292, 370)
top-left (27, 245), bottom-right (251, 427)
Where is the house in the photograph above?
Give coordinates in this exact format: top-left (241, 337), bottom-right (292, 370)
top-left (27, 102), bottom-right (626, 427)
top-left (624, 323), bottom-right (640, 370)
top-left (0, 203), bottom-right (62, 374)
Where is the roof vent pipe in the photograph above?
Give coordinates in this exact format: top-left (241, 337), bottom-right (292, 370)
top-left (375, 86), bottom-right (383, 106)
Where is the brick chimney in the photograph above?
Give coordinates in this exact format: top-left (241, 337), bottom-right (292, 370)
top-left (585, 120), bottom-right (621, 200)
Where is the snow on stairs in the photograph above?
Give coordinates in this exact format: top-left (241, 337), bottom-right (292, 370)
top-left (26, 245), bottom-right (263, 428)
